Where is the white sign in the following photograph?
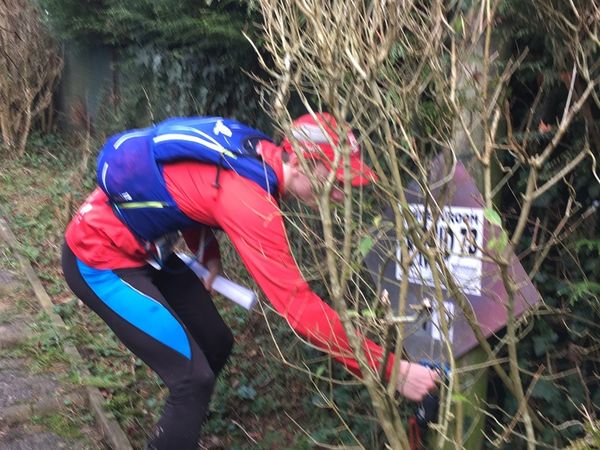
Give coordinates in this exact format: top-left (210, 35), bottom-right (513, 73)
top-left (431, 301), bottom-right (455, 342)
top-left (396, 204), bottom-right (484, 296)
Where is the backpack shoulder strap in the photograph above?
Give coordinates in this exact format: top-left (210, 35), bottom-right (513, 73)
top-left (152, 117), bottom-right (279, 195)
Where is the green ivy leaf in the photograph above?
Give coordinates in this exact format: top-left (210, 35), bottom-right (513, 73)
top-left (487, 230), bottom-right (508, 252)
top-left (358, 235), bottom-right (374, 259)
top-left (451, 393), bottom-right (468, 404)
top-left (532, 331), bottom-right (558, 356)
top-left (237, 385), bottom-right (257, 400)
top-left (315, 365), bottom-right (326, 378)
top-left (361, 309), bottom-right (376, 318)
top-left (453, 14), bottom-right (464, 34)
top-left (484, 207), bottom-right (502, 227)
top-left (373, 215), bottom-right (382, 227)
top-left (531, 379), bottom-right (559, 402)
top-left (498, 229), bottom-right (508, 250)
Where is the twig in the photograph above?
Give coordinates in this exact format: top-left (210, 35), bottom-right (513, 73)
top-left (231, 420), bottom-right (258, 445)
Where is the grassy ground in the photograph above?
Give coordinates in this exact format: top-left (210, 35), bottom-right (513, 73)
top-left (0, 136), bottom-right (382, 449)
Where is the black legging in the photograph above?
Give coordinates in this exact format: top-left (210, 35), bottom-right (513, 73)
top-left (61, 242), bottom-right (234, 450)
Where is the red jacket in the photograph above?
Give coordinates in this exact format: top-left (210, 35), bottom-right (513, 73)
top-left (66, 142), bottom-right (394, 379)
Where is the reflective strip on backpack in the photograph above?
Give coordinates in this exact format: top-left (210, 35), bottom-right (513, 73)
top-left (153, 133), bottom-right (238, 159)
top-left (116, 201), bottom-right (170, 209)
top-left (114, 130), bottom-right (152, 150)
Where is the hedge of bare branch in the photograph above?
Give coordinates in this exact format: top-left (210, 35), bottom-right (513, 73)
top-left (254, 0), bottom-right (599, 448)
top-left (0, 0), bottom-right (63, 156)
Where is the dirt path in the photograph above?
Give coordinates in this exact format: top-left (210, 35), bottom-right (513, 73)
top-left (0, 266), bottom-right (105, 449)
top-left (0, 217), bottom-right (133, 450)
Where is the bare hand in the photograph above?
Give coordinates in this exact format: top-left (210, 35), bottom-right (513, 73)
top-left (396, 360), bottom-right (439, 402)
top-left (203, 258), bottom-right (222, 294)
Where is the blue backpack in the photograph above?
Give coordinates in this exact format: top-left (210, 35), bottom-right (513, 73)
top-left (97, 117), bottom-right (279, 243)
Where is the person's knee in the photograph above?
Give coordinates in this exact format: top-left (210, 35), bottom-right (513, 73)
top-left (171, 365), bottom-right (215, 403)
top-left (191, 366), bottom-right (216, 398)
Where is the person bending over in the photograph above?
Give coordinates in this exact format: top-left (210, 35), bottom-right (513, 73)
top-left (62, 113), bottom-right (437, 449)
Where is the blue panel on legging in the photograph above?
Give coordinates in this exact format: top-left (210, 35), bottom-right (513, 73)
top-left (76, 258), bottom-right (191, 359)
